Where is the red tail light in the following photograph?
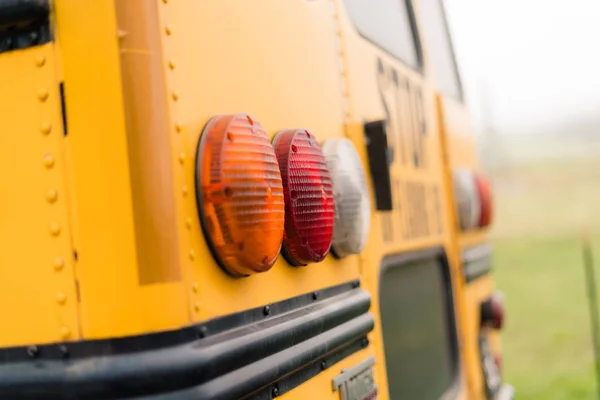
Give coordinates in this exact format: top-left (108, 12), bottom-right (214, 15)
top-left (481, 291), bottom-right (504, 329)
top-left (272, 129), bottom-right (334, 266)
top-left (475, 174), bottom-right (493, 228)
top-left (454, 169), bottom-right (494, 230)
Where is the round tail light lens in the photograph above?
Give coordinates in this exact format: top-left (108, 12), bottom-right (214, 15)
top-left (475, 174), bottom-right (493, 228)
top-left (195, 114), bottom-right (285, 276)
top-left (272, 129), bottom-right (334, 266)
top-left (481, 291), bottom-right (505, 330)
top-left (321, 139), bottom-right (371, 257)
top-left (454, 168), bottom-right (481, 231)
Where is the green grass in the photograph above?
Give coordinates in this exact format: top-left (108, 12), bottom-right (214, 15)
top-left (493, 236), bottom-right (599, 399)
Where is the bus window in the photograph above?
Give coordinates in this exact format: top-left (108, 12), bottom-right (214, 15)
top-left (419, 0), bottom-right (464, 100)
top-left (380, 250), bottom-right (459, 400)
top-left (343, 0), bottom-right (421, 69)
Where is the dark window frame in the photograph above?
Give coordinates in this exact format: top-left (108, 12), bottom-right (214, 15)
top-left (420, 0), bottom-right (465, 102)
top-left (378, 246), bottom-right (462, 400)
top-left (342, 0), bottom-right (425, 73)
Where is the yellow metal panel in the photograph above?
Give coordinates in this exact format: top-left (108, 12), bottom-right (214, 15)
top-left (156, 0), bottom-right (361, 322)
top-left (0, 44), bottom-right (79, 346)
top-left (55, 0), bottom-right (188, 338)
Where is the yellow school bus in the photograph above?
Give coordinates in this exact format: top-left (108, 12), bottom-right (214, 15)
top-left (0, 0), bottom-right (513, 399)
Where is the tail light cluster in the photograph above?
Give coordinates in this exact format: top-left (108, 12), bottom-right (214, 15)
top-left (196, 113), bottom-right (371, 276)
top-left (453, 169), bottom-right (493, 231)
top-left (481, 291), bottom-right (505, 330)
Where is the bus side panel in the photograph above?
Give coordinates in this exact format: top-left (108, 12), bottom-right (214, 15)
top-left (0, 43), bottom-right (79, 346)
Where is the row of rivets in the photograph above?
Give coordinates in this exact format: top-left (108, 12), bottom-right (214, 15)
top-left (37, 55), bottom-right (70, 340)
top-left (162, 3), bottom-right (200, 315)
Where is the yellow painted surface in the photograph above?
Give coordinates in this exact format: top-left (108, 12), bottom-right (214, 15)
top-left (2, 1), bottom-right (499, 399)
top-left (0, 43), bottom-right (79, 346)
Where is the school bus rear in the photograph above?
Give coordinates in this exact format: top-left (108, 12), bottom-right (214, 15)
top-left (0, 0), bottom-right (512, 399)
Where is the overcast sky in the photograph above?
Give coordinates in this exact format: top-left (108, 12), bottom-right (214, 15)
top-left (444, 0), bottom-right (600, 135)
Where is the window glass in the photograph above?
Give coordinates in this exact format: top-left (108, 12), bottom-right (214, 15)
top-left (380, 253), bottom-right (459, 399)
top-left (419, 0), bottom-right (463, 99)
top-left (343, 0), bottom-right (421, 68)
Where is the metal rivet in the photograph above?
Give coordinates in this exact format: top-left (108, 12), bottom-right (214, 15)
top-left (60, 326), bottom-right (70, 340)
top-left (194, 302), bottom-right (200, 312)
top-left (192, 282), bottom-right (199, 293)
top-left (165, 25), bottom-right (172, 35)
top-left (56, 292), bottom-right (67, 305)
top-left (185, 217), bottom-right (192, 229)
top-left (43, 154), bottom-right (55, 169)
top-left (172, 91), bottom-right (179, 101)
top-left (175, 122), bottom-right (183, 132)
top-left (27, 345), bottom-right (38, 358)
top-left (178, 153), bottom-right (185, 165)
top-left (162, 0), bottom-right (168, 3)
top-left (53, 258), bottom-right (65, 271)
top-left (189, 249), bottom-right (196, 260)
top-left (40, 122), bottom-right (52, 135)
top-left (50, 223), bottom-right (61, 236)
top-left (263, 305), bottom-right (270, 316)
top-left (168, 60), bottom-right (176, 69)
top-left (182, 185), bottom-right (188, 196)
top-left (46, 189), bottom-right (58, 203)
top-left (38, 89), bottom-right (49, 102)
top-left (35, 56), bottom-right (46, 67)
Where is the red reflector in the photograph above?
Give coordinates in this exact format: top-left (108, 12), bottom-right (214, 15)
top-left (272, 129), bottom-right (334, 266)
top-left (481, 291), bottom-right (504, 330)
top-left (475, 174), bottom-right (493, 228)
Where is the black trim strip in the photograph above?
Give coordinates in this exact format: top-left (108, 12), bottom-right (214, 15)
top-left (0, 281), bottom-right (373, 399)
top-left (462, 243), bottom-right (493, 283)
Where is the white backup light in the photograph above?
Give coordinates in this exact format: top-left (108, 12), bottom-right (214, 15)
top-left (321, 138), bottom-right (371, 257)
top-left (454, 168), bottom-right (481, 230)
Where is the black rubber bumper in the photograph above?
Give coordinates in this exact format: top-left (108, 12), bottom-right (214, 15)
top-left (0, 281), bottom-right (374, 400)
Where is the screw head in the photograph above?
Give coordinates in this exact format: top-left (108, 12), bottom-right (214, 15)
top-left (43, 154), bottom-right (55, 169)
top-left (197, 325), bottom-right (208, 338)
top-left (271, 387), bottom-right (279, 398)
top-left (36, 56), bottom-right (46, 67)
top-left (46, 189), bottom-right (58, 203)
top-left (27, 345), bottom-right (38, 358)
top-left (263, 305), bottom-right (271, 316)
top-left (56, 292), bottom-right (67, 305)
top-left (50, 223), bottom-right (61, 236)
top-left (312, 292), bottom-right (319, 300)
top-left (59, 345), bottom-right (69, 358)
top-left (38, 89), bottom-right (49, 102)
top-left (40, 122), bottom-right (52, 134)
top-left (60, 326), bottom-right (70, 340)
top-left (53, 258), bottom-right (65, 271)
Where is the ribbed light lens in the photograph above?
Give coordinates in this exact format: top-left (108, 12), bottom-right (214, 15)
top-left (272, 129), bottom-right (334, 266)
top-left (195, 114), bottom-right (285, 276)
top-left (321, 138), bottom-right (371, 257)
top-left (475, 174), bottom-right (493, 228)
top-left (454, 168), bottom-right (481, 231)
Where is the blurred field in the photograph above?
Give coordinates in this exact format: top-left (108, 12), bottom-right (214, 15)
top-left (493, 236), bottom-right (597, 399)
top-left (489, 154), bottom-right (600, 399)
